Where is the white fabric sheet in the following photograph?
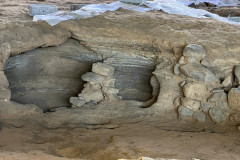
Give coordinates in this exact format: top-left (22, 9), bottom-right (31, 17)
top-left (33, 0), bottom-right (240, 26)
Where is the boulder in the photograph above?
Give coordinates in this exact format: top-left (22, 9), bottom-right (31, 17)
top-left (181, 97), bottom-right (200, 111)
top-left (183, 82), bottom-right (211, 101)
top-left (180, 63), bottom-right (215, 82)
top-left (200, 102), bottom-right (212, 113)
top-left (228, 88), bottom-right (240, 112)
top-left (178, 105), bottom-right (194, 117)
top-left (193, 111), bottom-right (206, 122)
top-left (208, 92), bottom-right (227, 102)
top-left (209, 107), bottom-right (228, 123)
top-left (81, 72), bottom-right (105, 82)
top-left (92, 62), bottom-right (115, 76)
top-left (183, 44), bottom-right (206, 59)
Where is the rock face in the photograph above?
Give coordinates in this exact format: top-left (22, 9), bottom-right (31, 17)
top-left (180, 63), bottom-right (215, 82)
top-left (228, 88), bottom-right (240, 112)
top-left (2, 10), bottom-right (240, 126)
top-left (104, 56), bottom-right (156, 101)
top-left (4, 40), bottom-right (102, 111)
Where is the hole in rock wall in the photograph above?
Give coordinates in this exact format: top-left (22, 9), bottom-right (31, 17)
top-left (3, 39), bottom-right (157, 112)
top-left (105, 57), bottom-right (156, 102)
top-left (4, 39), bottom-right (101, 112)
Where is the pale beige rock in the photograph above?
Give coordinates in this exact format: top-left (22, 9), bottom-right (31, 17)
top-left (183, 44), bottom-right (206, 59)
top-left (103, 77), bottom-right (116, 87)
top-left (183, 82), bottom-right (211, 101)
top-left (70, 97), bottom-right (85, 107)
top-left (228, 88), bottom-right (240, 112)
top-left (181, 97), bottom-right (201, 111)
top-left (222, 76), bottom-right (233, 88)
top-left (79, 83), bottom-right (104, 103)
top-left (92, 62), bottom-right (115, 76)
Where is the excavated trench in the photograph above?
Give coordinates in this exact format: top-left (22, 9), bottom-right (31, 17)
top-left (1, 11), bottom-right (240, 160)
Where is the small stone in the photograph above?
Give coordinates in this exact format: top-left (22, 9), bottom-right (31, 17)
top-left (180, 63), bottom-right (215, 82)
top-left (193, 111), bottom-right (206, 122)
top-left (238, 126), bottom-right (240, 131)
top-left (208, 92), bottom-right (227, 102)
top-left (178, 56), bottom-right (185, 64)
top-left (180, 81), bottom-right (186, 87)
top-left (183, 82), bottom-right (211, 101)
top-left (70, 97), bottom-right (85, 107)
top-left (178, 105), bottom-right (194, 117)
top-left (81, 72), bottom-right (105, 82)
top-left (181, 97), bottom-right (201, 112)
top-left (183, 44), bottom-right (206, 59)
top-left (186, 56), bottom-right (197, 63)
top-left (228, 88), bottom-right (240, 112)
top-left (209, 107), bottom-right (228, 123)
top-left (174, 63), bottom-right (180, 75)
top-left (222, 76), bottom-right (233, 88)
top-left (200, 102), bottom-right (212, 113)
top-left (92, 62), bottom-right (115, 76)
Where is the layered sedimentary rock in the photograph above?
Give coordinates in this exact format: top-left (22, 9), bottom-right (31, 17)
top-left (1, 10), bottom-right (240, 125)
top-left (4, 39), bottom-right (102, 111)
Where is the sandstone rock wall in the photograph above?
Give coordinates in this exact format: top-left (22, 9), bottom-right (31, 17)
top-left (1, 11), bottom-right (240, 125)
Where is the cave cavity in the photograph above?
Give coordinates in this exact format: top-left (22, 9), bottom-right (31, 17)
top-left (4, 40), bottom-right (101, 112)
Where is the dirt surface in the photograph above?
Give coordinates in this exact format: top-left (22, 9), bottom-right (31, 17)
top-left (0, 120), bottom-right (240, 160)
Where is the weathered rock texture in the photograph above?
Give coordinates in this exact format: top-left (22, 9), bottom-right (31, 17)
top-left (1, 10), bottom-right (240, 123)
top-left (4, 39), bottom-right (101, 111)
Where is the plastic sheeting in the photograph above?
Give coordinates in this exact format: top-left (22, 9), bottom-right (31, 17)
top-left (178, 0), bottom-right (239, 6)
top-left (33, 0), bottom-right (240, 26)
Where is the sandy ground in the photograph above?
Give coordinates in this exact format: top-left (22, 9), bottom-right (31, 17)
top-left (0, 121), bottom-right (240, 160)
